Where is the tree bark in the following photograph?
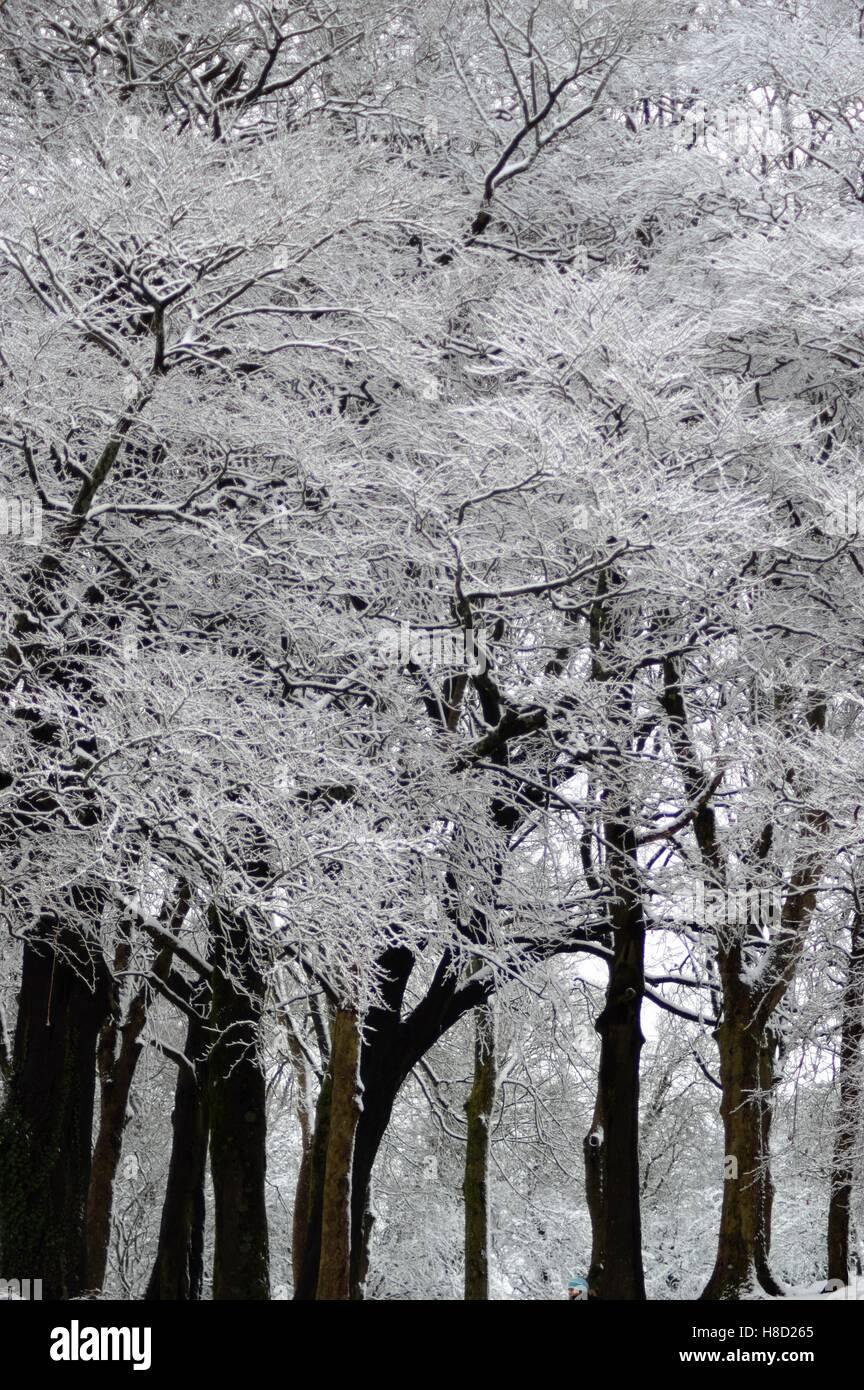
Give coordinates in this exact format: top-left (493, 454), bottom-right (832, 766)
top-left (281, 1005), bottom-right (317, 1288)
top-left (0, 914), bottom-right (111, 1299)
top-left (755, 1029), bottom-right (782, 1294)
top-left (353, 1203), bottom-right (375, 1298)
top-left (701, 1009), bottom-right (783, 1299)
top-left (291, 1137), bottom-right (313, 1289)
top-left (583, 1087), bottom-right (606, 1291)
top-left (827, 911), bottom-right (864, 1285)
top-left (86, 940), bottom-right (173, 1293)
top-left (316, 1007), bottom-right (363, 1301)
top-left (662, 655), bottom-right (826, 1302)
top-left (701, 838), bottom-right (825, 1300)
top-left (591, 940), bottom-right (646, 1298)
top-left (345, 1065), bottom-right (399, 1300)
top-left (145, 998), bottom-right (209, 1301)
top-left (295, 946), bottom-right (414, 1301)
top-left (588, 805), bottom-right (647, 1301)
top-left (85, 970), bottom-right (143, 1294)
top-left (347, 946), bottom-right (417, 1300)
top-left (295, 942), bottom-right (504, 1302)
top-left (463, 999), bottom-right (496, 1300)
top-left (208, 903), bottom-right (270, 1300)
top-left (581, 563), bottom-right (647, 1300)
top-left (292, 1065), bottom-right (333, 1299)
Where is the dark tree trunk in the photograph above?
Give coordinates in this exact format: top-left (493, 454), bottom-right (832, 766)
top-left (661, 657), bottom-right (825, 1303)
top-left (293, 1066), bottom-right (333, 1299)
top-left (85, 976), bottom-right (143, 1293)
top-left (295, 940), bottom-right (510, 1303)
top-left (345, 1068), bottom-right (399, 1300)
top-left (702, 1011), bottom-right (783, 1300)
top-left (316, 1007), bottom-right (363, 1300)
top-left (827, 912), bottom-right (864, 1285)
top-left (86, 940), bottom-right (173, 1293)
top-left (583, 1088), bottom-right (606, 1291)
top-left (295, 1015), bottom-right (401, 1302)
top-left (282, 1011), bottom-right (316, 1289)
top-left (145, 1000), bottom-right (209, 1301)
top-left (581, 564), bottom-right (647, 1301)
top-left (291, 1135), bottom-right (313, 1288)
top-left (591, 951), bottom-right (646, 1298)
top-left (353, 1204), bottom-right (375, 1298)
top-left (463, 999), bottom-right (496, 1300)
top-left (208, 904), bottom-right (270, 1300)
top-left (348, 946), bottom-right (416, 1300)
top-left (0, 915), bottom-right (111, 1300)
top-left (755, 1030), bottom-right (782, 1294)
top-left (295, 946), bottom-right (414, 1301)
top-left (589, 810), bottom-right (647, 1301)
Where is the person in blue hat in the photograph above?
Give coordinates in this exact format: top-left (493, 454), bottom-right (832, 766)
top-left (567, 1275), bottom-right (588, 1300)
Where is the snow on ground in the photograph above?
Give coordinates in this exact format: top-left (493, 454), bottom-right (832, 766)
top-left (776, 1275), bottom-right (864, 1301)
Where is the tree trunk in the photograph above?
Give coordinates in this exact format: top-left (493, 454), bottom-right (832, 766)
top-left (291, 1136), bottom-right (313, 1288)
top-left (346, 1051), bottom-right (405, 1300)
top-left (292, 1066), bottom-right (333, 1299)
top-left (583, 566), bottom-right (647, 1300)
top-left (295, 941), bottom-right (484, 1302)
top-left (345, 1073), bottom-right (399, 1300)
top-left (827, 912), bottom-right (864, 1285)
top-left (661, 657), bottom-right (825, 1303)
top-left (0, 916), bottom-right (111, 1299)
top-left (295, 1018), bottom-right (402, 1302)
top-left (281, 1007), bottom-right (317, 1288)
top-left (702, 1011), bottom-right (782, 1299)
top-left (583, 1087), bottom-right (606, 1291)
top-left (589, 810), bottom-right (647, 1301)
top-left (591, 948), bottom-right (646, 1299)
top-left (463, 999), bottom-right (496, 1300)
top-left (316, 1007), bottom-right (363, 1301)
top-left (346, 946), bottom-right (416, 1300)
top-left (755, 1029), bottom-right (782, 1294)
top-left (85, 982), bottom-right (142, 1293)
top-left (145, 1000), bottom-right (209, 1301)
top-left (353, 1202), bottom-right (375, 1299)
top-left (86, 941), bottom-right (173, 1292)
top-left (208, 904), bottom-right (270, 1300)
